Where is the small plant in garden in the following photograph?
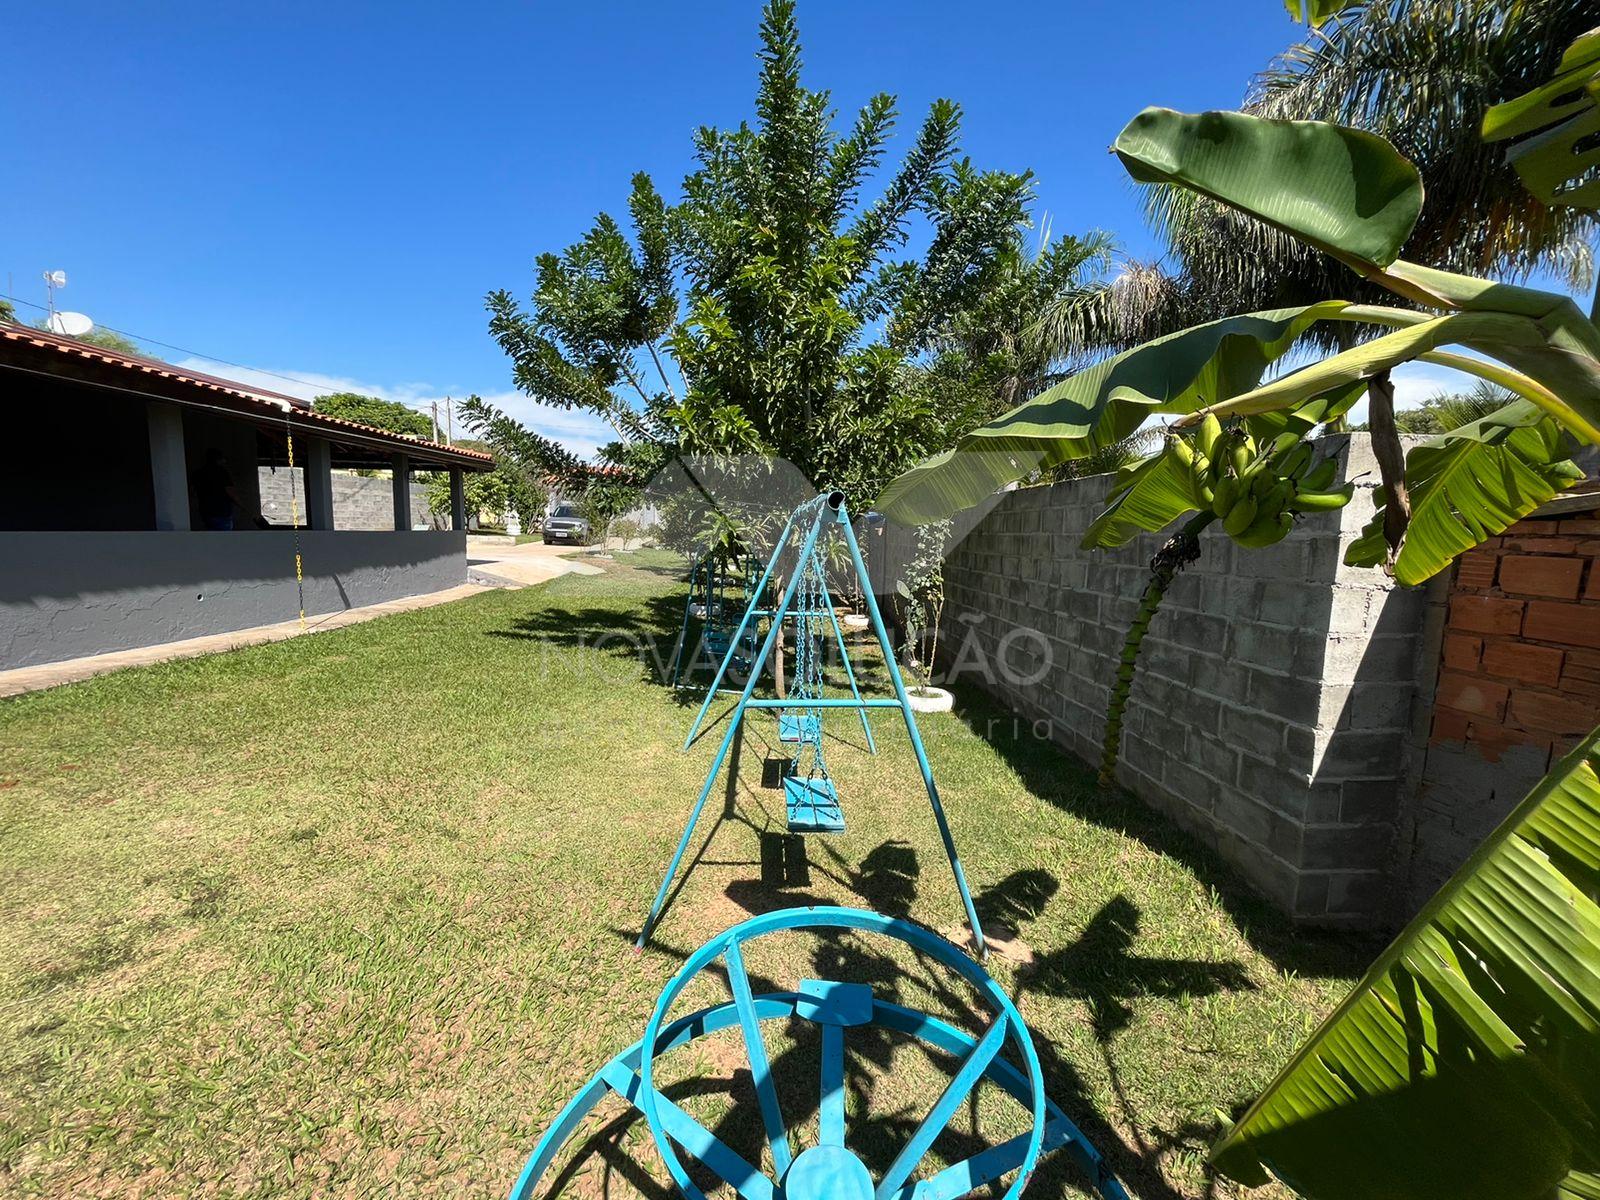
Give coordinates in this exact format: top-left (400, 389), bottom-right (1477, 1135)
top-left (610, 517), bottom-right (642, 549)
top-left (895, 519), bottom-right (950, 697)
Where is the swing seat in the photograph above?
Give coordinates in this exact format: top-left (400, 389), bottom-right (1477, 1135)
top-left (784, 775), bottom-right (845, 833)
top-left (777, 713), bottom-right (821, 745)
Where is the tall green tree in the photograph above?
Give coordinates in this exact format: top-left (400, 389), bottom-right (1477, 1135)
top-left (313, 392), bottom-right (433, 439)
top-left (463, 0), bottom-right (1076, 511)
top-left (424, 438), bottom-right (546, 530)
top-left (914, 230), bottom-right (1116, 422)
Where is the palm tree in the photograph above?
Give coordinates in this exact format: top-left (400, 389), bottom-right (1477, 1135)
top-left (1093, 1), bottom-right (1599, 553)
top-left (1147, 0), bottom-right (1598, 325)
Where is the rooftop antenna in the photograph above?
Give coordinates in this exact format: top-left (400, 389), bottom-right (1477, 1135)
top-left (43, 270), bottom-right (67, 319)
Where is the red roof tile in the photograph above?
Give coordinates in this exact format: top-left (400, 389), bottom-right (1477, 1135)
top-left (0, 322), bottom-right (494, 469)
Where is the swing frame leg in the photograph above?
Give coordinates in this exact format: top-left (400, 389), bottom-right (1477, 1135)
top-left (668, 556), bottom-right (697, 691)
top-left (642, 504), bottom-right (827, 947)
top-left (836, 509), bottom-right (988, 959)
top-left (683, 511), bottom-right (799, 750)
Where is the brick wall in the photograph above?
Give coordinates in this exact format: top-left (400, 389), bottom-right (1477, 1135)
top-left (1403, 505), bottom-right (1600, 911)
top-left (936, 434), bottom-right (1433, 929)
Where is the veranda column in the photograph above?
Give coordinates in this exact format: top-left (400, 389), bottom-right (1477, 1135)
top-left (303, 436), bottom-right (334, 530)
top-left (146, 401), bottom-right (190, 530)
top-left (391, 452), bottom-right (411, 530)
top-left (449, 467), bottom-right (466, 531)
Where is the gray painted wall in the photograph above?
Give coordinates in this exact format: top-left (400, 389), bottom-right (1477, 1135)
top-left (934, 434), bottom-right (1434, 929)
top-left (0, 531), bottom-right (467, 669)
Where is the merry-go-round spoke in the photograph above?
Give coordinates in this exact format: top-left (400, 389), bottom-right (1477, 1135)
top-left (874, 1013), bottom-right (1011, 1200)
top-left (601, 1059), bottom-right (777, 1200)
top-left (724, 937), bottom-right (795, 1177)
top-left (819, 1021), bottom-right (847, 1147)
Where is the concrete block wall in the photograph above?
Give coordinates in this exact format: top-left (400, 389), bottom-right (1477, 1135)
top-left (258, 467), bottom-right (436, 531)
top-left (937, 434), bottom-right (1432, 928)
top-left (1401, 505), bottom-right (1600, 912)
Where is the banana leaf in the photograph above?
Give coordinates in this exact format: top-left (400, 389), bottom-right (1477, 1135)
top-left (1080, 449), bottom-right (1197, 549)
top-left (1283, 0), bottom-right (1354, 24)
top-left (1379, 261), bottom-right (1600, 378)
top-left (1212, 726), bottom-right (1600, 1199)
top-left (876, 302), bottom-right (1350, 524)
top-left (1345, 400), bottom-right (1584, 585)
top-left (1113, 108), bottom-right (1423, 270)
top-left (1198, 309), bottom-right (1600, 445)
top-left (1483, 28), bottom-right (1600, 210)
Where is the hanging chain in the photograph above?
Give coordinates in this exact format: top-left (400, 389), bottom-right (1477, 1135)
top-left (802, 532), bottom-right (828, 780)
top-left (284, 416), bottom-right (306, 631)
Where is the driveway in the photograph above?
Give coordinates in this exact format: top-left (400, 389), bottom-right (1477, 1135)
top-left (466, 537), bottom-right (605, 588)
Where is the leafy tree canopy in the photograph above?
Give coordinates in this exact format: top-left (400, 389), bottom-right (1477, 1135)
top-left (464, 0), bottom-right (1110, 522)
top-left (424, 450), bottom-right (546, 530)
top-left (1351, 382), bottom-right (1517, 435)
top-left (314, 392), bottom-right (433, 439)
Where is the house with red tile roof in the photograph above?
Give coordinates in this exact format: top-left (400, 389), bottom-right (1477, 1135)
top-left (0, 323), bottom-right (495, 670)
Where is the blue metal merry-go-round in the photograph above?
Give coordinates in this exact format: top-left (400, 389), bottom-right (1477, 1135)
top-left (638, 492), bottom-right (986, 958)
top-left (510, 908), bottom-right (1130, 1200)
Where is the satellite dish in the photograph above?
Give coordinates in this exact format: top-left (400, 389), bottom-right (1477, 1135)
top-left (44, 270), bottom-right (67, 288)
top-left (48, 311), bottom-right (94, 337)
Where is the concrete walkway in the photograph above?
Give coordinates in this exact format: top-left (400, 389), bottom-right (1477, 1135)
top-left (0, 584), bottom-right (496, 699)
top-left (0, 538), bottom-right (625, 699)
top-left (467, 537), bottom-right (606, 588)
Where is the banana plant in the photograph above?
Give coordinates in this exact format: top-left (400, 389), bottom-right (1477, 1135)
top-left (876, 38), bottom-right (1600, 1200)
top-left (1482, 28), bottom-right (1600, 220)
top-left (1092, 390), bottom-right (1358, 781)
top-left (1211, 725), bottom-right (1600, 1198)
top-left (879, 111), bottom-right (1598, 583)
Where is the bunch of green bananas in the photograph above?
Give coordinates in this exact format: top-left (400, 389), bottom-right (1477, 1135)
top-left (1165, 413), bottom-right (1354, 548)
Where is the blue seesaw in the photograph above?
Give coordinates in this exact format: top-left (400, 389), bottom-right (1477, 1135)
top-left (508, 907), bottom-right (1130, 1200)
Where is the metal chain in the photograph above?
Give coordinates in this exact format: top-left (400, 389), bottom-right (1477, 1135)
top-left (284, 416), bottom-right (306, 631)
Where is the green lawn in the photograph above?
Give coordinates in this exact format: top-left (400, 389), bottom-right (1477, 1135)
top-left (0, 551), bottom-right (1368, 1199)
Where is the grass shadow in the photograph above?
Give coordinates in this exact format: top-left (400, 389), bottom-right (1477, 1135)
top-left (949, 683), bottom-right (1377, 981)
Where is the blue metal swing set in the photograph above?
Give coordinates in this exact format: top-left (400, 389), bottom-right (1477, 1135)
top-left (508, 493), bottom-right (1131, 1200)
top-left (669, 550), bottom-right (762, 692)
top-left (638, 491), bottom-right (987, 959)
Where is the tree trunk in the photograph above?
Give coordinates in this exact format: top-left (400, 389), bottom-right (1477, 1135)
top-left (1366, 369), bottom-right (1411, 570)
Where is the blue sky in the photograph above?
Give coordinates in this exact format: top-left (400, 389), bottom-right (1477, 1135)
top-left (1, 2), bottom-right (1534, 452)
